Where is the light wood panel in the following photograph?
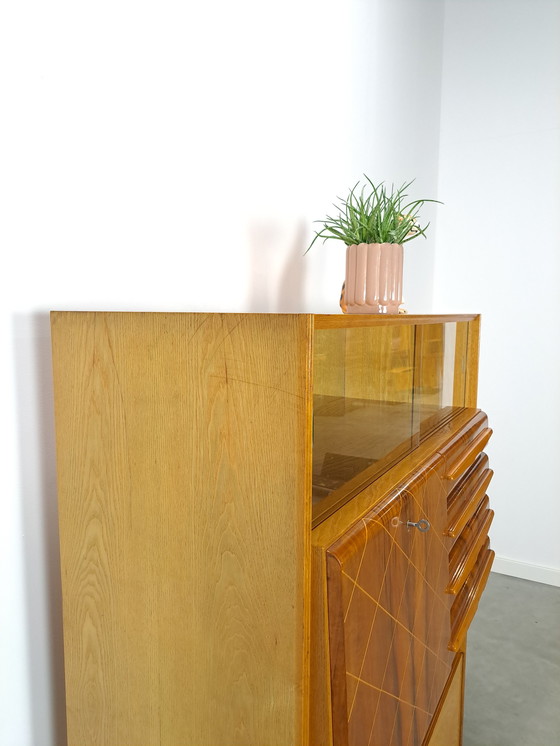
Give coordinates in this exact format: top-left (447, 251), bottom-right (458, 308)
top-left (309, 544), bottom-right (334, 746)
top-left (452, 322), bottom-right (469, 408)
top-left (51, 312), bottom-right (312, 746)
top-left (423, 654), bottom-right (464, 746)
top-left (464, 315), bottom-right (480, 408)
top-left (313, 315), bottom-right (479, 330)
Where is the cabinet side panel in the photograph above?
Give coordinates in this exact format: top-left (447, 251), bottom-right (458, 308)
top-left (51, 312), bottom-right (312, 746)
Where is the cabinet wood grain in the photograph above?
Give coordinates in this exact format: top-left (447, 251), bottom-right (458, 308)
top-left (423, 653), bottom-right (464, 746)
top-left (447, 459), bottom-right (493, 539)
top-left (448, 498), bottom-right (494, 595)
top-left (445, 429), bottom-right (493, 480)
top-left (449, 544), bottom-right (494, 653)
top-left (325, 457), bottom-right (455, 746)
top-left (51, 312), bottom-right (491, 746)
top-left (51, 312), bottom-right (312, 746)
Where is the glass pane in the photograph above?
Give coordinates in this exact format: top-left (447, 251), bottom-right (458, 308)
top-left (412, 322), bottom-right (468, 437)
top-left (313, 325), bottom-right (415, 503)
top-left (312, 321), bottom-right (470, 520)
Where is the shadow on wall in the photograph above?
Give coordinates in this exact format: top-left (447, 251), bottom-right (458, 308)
top-left (13, 313), bottom-right (67, 746)
top-left (247, 219), bottom-right (308, 312)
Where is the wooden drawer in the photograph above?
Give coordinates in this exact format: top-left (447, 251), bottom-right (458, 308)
top-left (437, 411), bottom-right (491, 494)
top-left (449, 542), bottom-right (494, 652)
top-left (447, 496), bottom-right (494, 595)
top-left (443, 418), bottom-right (494, 651)
top-left (446, 455), bottom-right (493, 539)
top-left (445, 428), bottom-right (492, 480)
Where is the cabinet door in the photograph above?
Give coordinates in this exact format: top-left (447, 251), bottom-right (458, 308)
top-left (326, 460), bottom-right (454, 746)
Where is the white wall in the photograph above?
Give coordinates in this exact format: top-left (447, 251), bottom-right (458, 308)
top-left (435, 0), bottom-right (560, 582)
top-left (0, 1), bottom-right (446, 744)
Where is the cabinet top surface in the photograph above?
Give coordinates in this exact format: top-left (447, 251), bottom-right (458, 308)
top-left (52, 311), bottom-right (478, 323)
top-left (312, 313), bottom-right (479, 329)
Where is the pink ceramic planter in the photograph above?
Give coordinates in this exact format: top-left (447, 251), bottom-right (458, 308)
top-left (345, 242), bottom-right (403, 314)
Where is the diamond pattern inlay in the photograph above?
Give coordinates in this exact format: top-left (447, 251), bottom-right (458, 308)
top-left (327, 460), bottom-right (454, 746)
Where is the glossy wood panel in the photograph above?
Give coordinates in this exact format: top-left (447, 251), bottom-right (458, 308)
top-left (436, 411), bottom-right (488, 480)
top-left (447, 498), bottom-right (494, 595)
top-left (449, 544), bottom-right (495, 653)
top-left (51, 312), bottom-right (312, 746)
top-left (445, 429), bottom-right (493, 480)
top-left (446, 457), bottom-right (493, 539)
top-left (326, 458), bottom-right (454, 746)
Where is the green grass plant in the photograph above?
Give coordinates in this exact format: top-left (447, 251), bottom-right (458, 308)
top-left (306, 177), bottom-right (441, 253)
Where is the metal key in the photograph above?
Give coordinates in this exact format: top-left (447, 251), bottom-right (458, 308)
top-left (406, 518), bottom-right (431, 532)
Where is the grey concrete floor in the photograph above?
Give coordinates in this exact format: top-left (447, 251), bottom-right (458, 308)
top-left (463, 572), bottom-right (560, 746)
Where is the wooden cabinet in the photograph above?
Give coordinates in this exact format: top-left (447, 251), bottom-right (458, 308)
top-left (51, 312), bottom-right (494, 746)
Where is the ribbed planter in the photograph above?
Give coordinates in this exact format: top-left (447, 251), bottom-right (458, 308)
top-left (344, 242), bottom-right (403, 314)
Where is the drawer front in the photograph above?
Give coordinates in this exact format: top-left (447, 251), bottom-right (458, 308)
top-left (444, 428), bottom-right (492, 480)
top-left (446, 454), bottom-right (493, 539)
top-left (447, 496), bottom-right (494, 595)
top-left (326, 458), bottom-right (454, 746)
top-left (437, 410), bottom-right (490, 496)
top-left (449, 541), bottom-right (494, 652)
top-left (444, 414), bottom-right (494, 652)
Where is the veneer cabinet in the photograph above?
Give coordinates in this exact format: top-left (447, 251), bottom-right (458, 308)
top-left (51, 312), bottom-right (494, 746)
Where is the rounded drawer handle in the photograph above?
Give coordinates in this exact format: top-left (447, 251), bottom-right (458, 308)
top-left (407, 519), bottom-right (431, 533)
